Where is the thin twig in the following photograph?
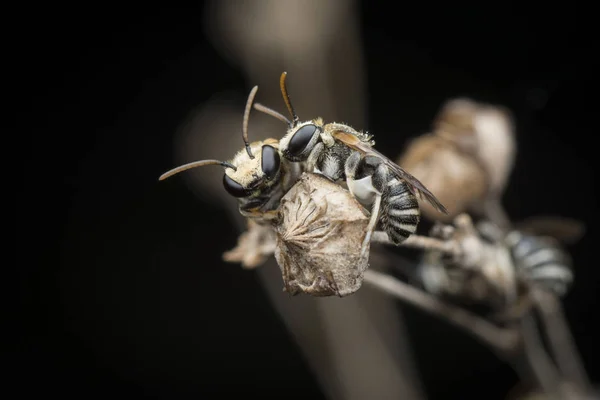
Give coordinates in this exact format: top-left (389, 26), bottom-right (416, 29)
top-left (372, 231), bottom-right (457, 255)
top-left (363, 268), bottom-right (586, 399)
top-left (532, 288), bottom-right (592, 394)
top-left (370, 219), bottom-right (593, 399)
top-left (520, 312), bottom-right (563, 400)
top-left (363, 269), bottom-right (520, 353)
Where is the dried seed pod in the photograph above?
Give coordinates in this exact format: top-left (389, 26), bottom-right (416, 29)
top-left (273, 173), bottom-right (371, 297)
top-left (398, 133), bottom-right (487, 223)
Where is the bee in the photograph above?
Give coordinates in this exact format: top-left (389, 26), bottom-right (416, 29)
top-left (397, 98), bottom-right (516, 228)
top-left (253, 72), bottom-right (448, 248)
top-left (159, 86), bottom-right (302, 222)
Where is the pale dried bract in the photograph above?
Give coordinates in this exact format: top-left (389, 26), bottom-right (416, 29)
top-left (274, 173), bottom-right (370, 297)
top-left (222, 219), bottom-right (277, 269)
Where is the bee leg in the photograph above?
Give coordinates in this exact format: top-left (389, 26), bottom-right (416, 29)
top-left (297, 272), bottom-right (339, 297)
top-left (319, 130), bottom-right (336, 147)
top-left (306, 142), bottom-right (326, 174)
top-left (344, 152), bottom-right (383, 261)
top-left (360, 193), bottom-right (382, 263)
top-left (344, 151), bottom-right (362, 180)
top-left (325, 270), bottom-right (342, 297)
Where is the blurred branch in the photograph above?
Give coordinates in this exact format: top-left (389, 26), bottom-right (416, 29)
top-left (363, 269), bottom-right (520, 353)
top-left (369, 212), bottom-right (593, 400)
top-left (532, 288), bottom-right (592, 394)
top-left (520, 312), bottom-right (563, 400)
top-left (363, 269), bottom-right (593, 400)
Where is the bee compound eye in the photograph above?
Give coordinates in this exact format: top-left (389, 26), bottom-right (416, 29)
top-left (287, 124), bottom-right (318, 156)
top-left (223, 174), bottom-right (248, 197)
top-left (261, 145), bottom-right (280, 179)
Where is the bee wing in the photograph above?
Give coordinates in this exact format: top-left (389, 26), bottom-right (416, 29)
top-left (332, 130), bottom-right (449, 214)
top-left (514, 216), bottom-right (586, 245)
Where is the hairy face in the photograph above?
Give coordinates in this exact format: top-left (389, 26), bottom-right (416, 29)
top-left (223, 138), bottom-right (281, 197)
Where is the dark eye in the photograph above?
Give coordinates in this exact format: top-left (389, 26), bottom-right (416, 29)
top-left (261, 145), bottom-right (280, 179)
top-left (223, 174), bottom-right (248, 198)
top-left (288, 124), bottom-right (317, 156)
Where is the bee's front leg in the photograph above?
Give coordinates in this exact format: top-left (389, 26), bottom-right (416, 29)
top-left (306, 142), bottom-right (326, 174)
top-left (319, 129), bottom-right (336, 147)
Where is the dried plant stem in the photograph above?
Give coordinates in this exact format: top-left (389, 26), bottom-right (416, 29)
top-left (363, 269), bottom-right (591, 400)
top-left (520, 312), bottom-right (563, 400)
top-left (362, 269), bottom-right (519, 353)
top-left (532, 288), bottom-right (592, 394)
top-left (372, 231), bottom-right (457, 255)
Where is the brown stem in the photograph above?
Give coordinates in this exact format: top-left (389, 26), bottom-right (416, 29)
top-left (362, 269), bottom-right (519, 353)
top-left (520, 312), bottom-right (563, 400)
top-left (532, 288), bottom-right (592, 395)
top-left (372, 231), bottom-right (458, 255)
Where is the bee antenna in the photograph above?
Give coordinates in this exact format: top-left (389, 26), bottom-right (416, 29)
top-left (242, 86), bottom-right (258, 159)
top-left (280, 72), bottom-right (299, 127)
top-left (159, 159), bottom-right (237, 181)
top-left (253, 103), bottom-right (292, 127)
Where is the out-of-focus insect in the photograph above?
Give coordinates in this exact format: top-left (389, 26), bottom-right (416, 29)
top-left (417, 215), bottom-right (582, 315)
top-left (397, 98), bottom-right (516, 228)
top-left (480, 216), bottom-right (583, 299)
top-left (416, 214), bottom-right (516, 312)
top-left (253, 72), bottom-right (448, 249)
top-left (504, 230), bottom-right (574, 297)
top-left (159, 86), bottom-right (302, 222)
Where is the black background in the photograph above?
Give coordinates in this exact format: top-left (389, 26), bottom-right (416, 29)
top-left (16, 3), bottom-right (598, 399)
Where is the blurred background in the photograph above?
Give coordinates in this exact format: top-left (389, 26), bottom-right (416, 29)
top-left (15, 1), bottom-right (597, 399)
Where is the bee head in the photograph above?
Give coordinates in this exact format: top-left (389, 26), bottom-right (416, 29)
top-left (252, 72), bottom-right (323, 162)
top-left (223, 139), bottom-right (281, 198)
top-left (159, 85), bottom-right (283, 202)
top-left (279, 120), bottom-right (322, 162)
top-left (222, 85), bottom-right (282, 199)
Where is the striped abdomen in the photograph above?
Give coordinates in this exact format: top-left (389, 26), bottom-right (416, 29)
top-left (505, 231), bottom-right (574, 296)
top-left (380, 176), bottom-right (420, 244)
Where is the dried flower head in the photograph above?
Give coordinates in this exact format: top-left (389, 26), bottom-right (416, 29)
top-left (273, 173), bottom-right (371, 297)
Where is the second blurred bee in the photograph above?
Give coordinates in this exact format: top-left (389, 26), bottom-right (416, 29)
top-left (397, 98), bottom-right (516, 228)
